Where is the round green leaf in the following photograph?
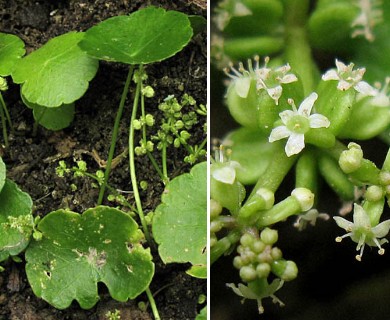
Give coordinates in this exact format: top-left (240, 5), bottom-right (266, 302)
top-left (22, 94), bottom-right (75, 130)
top-left (25, 206), bottom-right (154, 310)
top-left (79, 7), bottom-right (193, 64)
top-left (0, 179), bottom-right (33, 262)
top-left (153, 162), bottom-right (206, 271)
top-left (0, 157), bottom-right (5, 193)
top-left (0, 33), bottom-right (25, 76)
top-left (12, 32), bottom-right (98, 107)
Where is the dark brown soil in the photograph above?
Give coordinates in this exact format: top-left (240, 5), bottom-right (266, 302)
top-left (0, 1), bottom-right (207, 319)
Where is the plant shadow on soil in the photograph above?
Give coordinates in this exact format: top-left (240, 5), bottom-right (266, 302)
top-left (0, 0), bottom-right (206, 319)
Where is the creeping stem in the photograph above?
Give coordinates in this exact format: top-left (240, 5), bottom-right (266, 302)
top-left (98, 66), bottom-right (134, 205)
top-left (128, 65), bottom-right (152, 244)
top-left (0, 99), bottom-right (8, 147)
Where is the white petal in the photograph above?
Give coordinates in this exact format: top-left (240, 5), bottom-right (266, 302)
top-left (309, 114), bottom-right (330, 128)
top-left (233, 3), bottom-right (252, 16)
top-left (279, 110), bottom-right (295, 125)
top-left (212, 166), bottom-right (236, 184)
top-left (354, 81), bottom-right (377, 96)
top-left (322, 70), bottom-right (340, 81)
top-left (353, 204), bottom-right (371, 227)
top-left (234, 77), bottom-right (251, 98)
top-left (298, 92), bottom-right (318, 117)
top-left (285, 132), bottom-right (304, 157)
top-left (337, 80), bottom-right (352, 91)
top-left (372, 219), bottom-right (390, 238)
top-left (280, 73), bottom-right (298, 84)
top-left (335, 59), bottom-right (347, 72)
top-left (267, 86), bottom-right (282, 105)
top-left (371, 93), bottom-right (390, 107)
top-left (333, 216), bottom-right (354, 231)
top-left (269, 126), bottom-right (291, 142)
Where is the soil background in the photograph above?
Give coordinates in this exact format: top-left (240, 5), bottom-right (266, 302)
top-left (0, 1), bottom-right (207, 319)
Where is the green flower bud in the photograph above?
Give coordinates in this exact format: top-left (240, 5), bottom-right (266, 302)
top-left (146, 141), bottom-right (154, 152)
top-left (134, 146), bottom-right (145, 156)
top-left (240, 265), bottom-right (257, 282)
top-left (210, 220), bottom-right (223, 233)
top-left (365, 185), bottom-right (384, 202)
top-left (145, 114), bottom-right (155, 126)
top-left (142, 85), bottom-right (155, 98)
top-left (271, 259), bottom-right (298, 281)
top-left (133, 119), bottom-right (142, 130)
top-left (233, 256), bottom-right (244, 269)
top-left (251, 240), bottom-right (266, 254)
top-left (240, 233), bottom-right (255, 247)
top-left (210, 199), bottom-right (223, 219)
top-left (291, 187), bottom-right (314, 212)
top-left (0, 77), bottom-right (8, 91)
top-left (256, 263), bottom-right (271, 278)
top-left (271, 247), bottom-right (283, 260)
top-left (379, 171), bottom-right (390, 186)
top-left (174, 120), bottom-right (184, 130)
top-left (339, 143), bottom-right (363, 173)
top-left (260, 228), bottom-right (278, 245)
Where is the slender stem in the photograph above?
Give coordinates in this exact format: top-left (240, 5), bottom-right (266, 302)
top-left (0, 93), bottom-right (13, 134)
top-left (162, 142), bottom-right (168, 182)
top-left (98, 66), bottom-right (134, 205)
top-left (284, 0), bottom-right (318, 95)
top-left (32, 108), bottom-right (47, 137)
top-left (146, 151), bottom-right (164, 179)
top-left (129, 65), bottom-right (152, 243)
top-left (146, 287), bottom-right (161, 320)
top-left (0, 102), bottom-right (8, 147)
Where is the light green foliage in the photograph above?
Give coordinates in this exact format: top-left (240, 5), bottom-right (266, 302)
top-left (153, 162), bottom-right (206, 278)
top-left (79, 6), bottom-right (193, 65)
top-left (0, 178), bottom-right (33, 262)
top-left (25, 206), bottom-right (154, 309)
top-left (12, 32), bottom-right (98, 107)
top-left (22, 95), bottom-right (75, 131)
top-left (0, 33), bottom-right (25, 76)
top-left (195, 306), bottom-right (207, 320)
top-left (0, 157), bottom-right (5, 192)
top-left (222, 127), bottom-right (280, 185)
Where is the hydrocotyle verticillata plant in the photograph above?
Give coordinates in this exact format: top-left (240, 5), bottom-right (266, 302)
top-left (25, 206), bottom-right (153, 309)
top-left (0, 157), bottom-right (34, 262)
top-left (153, 161), bottom-right (207, 278)
top-left (211, 0), bottom-right (390, 314)
top-left (0, 33), bottom-right (25, 146)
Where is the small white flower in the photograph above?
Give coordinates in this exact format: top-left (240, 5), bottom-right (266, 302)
top-left (322, 59), bottom-right (377, 96)
top-left (268, 92), bottom-right (330, 157)
top-left (224, 56), bottom-right (298, 104)
top-left (213, 0), bottom-right (252, 31)
top-left (368, 77), bottom-right (390, 107)
top-left (211, 145), bottom-right (240, 184)
top-left (351, 0), bottom-right (383, 42)
top-left (294, 209), bottom-right (330, 231)
top-left (255, 57), bottom-right (298, 105)
top-left (227, 279), bottom-right (284, 314)
top-left (334, 203), bottom-right (390, 261)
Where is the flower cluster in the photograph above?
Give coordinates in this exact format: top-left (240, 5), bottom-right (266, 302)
top-left (225, 56), bottom-right (298, 104)
top-left (228, 229), bottom-right (298, 313)
top-left (351, 0), bottom-right (383, 42)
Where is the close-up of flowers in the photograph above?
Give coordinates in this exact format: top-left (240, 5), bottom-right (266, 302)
top-left (210, 0), bottom-right (390, 319)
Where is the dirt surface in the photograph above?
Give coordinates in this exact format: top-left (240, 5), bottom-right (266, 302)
top-left (0, 1), bottom-right (207, 319)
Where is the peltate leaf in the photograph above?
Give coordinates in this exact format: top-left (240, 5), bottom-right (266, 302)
top-left (0, 33), bottom-right (25, 76)
top-left (79, 7), bottom-right (193, 65)
top-left (22, 94), bottom-right (75, 131)
top-left (12, 32), bottom-right (98, 107)
top-left (0, 157), bottom-right (5, 193)
top-left (0, 179), bottom-right (33, 262)
top-left (25, 206), bottom-right (154, 309)
top-left (153, 162), bottom-right (206, 276)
